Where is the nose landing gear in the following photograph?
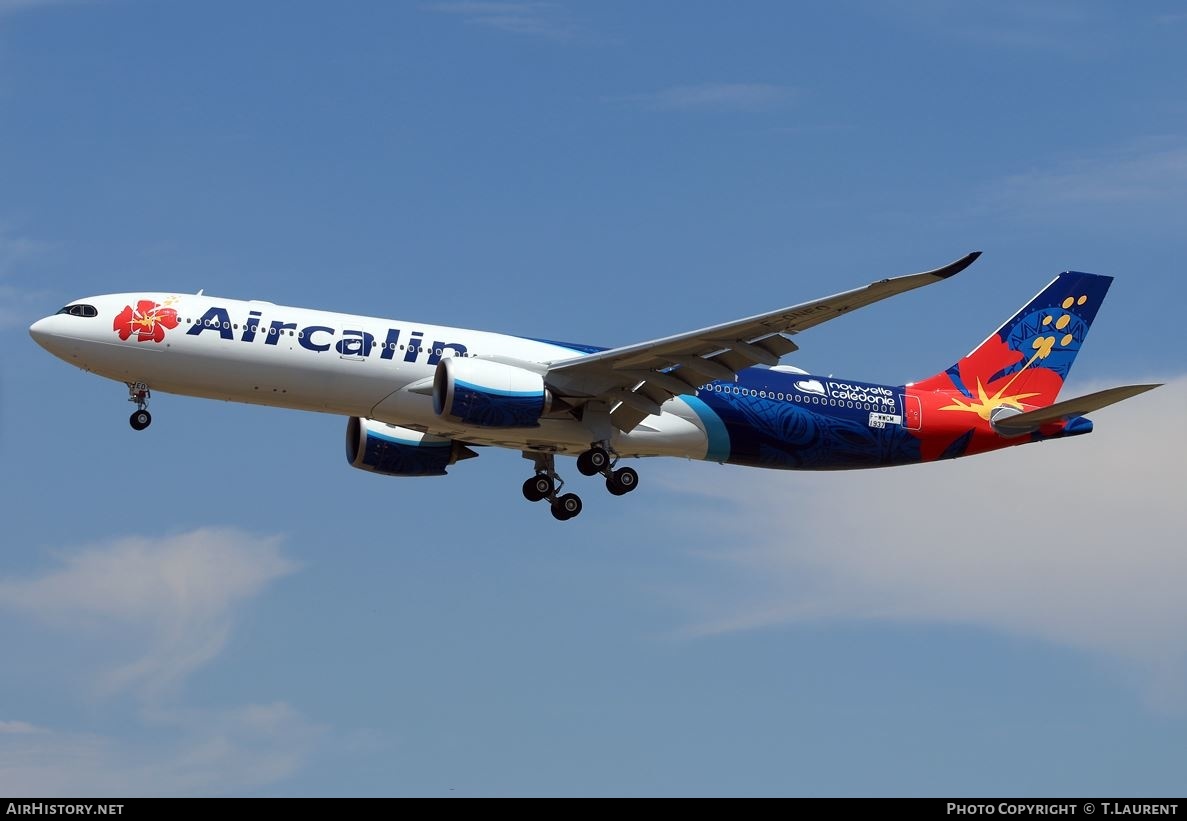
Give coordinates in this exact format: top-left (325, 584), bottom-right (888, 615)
top-left (127, 382), bottom-right (152, 430)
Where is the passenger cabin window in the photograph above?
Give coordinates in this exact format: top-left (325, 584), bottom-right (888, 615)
top-left (56, 304), bottom-right (98, 318)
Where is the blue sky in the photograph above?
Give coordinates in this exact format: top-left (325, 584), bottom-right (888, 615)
top-left (2, 1), bottom-right (1185, 797)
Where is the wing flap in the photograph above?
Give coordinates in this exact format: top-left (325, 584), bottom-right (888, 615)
top-left (609, 403), bottom-right (652, 432)
top-left (708, 338), bottom-right (781, 366)
top-left (617, 368), bottom-right (700, 394)
top-left (636, 382), bottom-right (671, 406)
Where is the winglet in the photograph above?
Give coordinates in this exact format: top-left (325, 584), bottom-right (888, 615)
top-left (931, 251), bottom-right (982, 280)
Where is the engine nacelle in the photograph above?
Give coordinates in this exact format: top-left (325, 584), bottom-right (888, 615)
top-left (433, 357), bottom-right (550, 427)
top-left (346, 417), bottom-right (477, 477)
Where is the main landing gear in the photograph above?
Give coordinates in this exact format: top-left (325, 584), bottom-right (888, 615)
top-left (127, 382), bottom-right (152, 431)
top-left (577, 444), bottom-right (639, 497)
top-left (522, 453), bottom-right (583, 521)
top-left (521, 444), bottom-right (639, 521)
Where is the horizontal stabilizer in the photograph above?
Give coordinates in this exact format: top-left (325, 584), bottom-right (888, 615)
top-left (992, 384), bottom-right (1161, 435)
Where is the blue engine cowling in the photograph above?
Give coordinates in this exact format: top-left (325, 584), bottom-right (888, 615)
top-left (346, 417), bottom-right (477, 477)
top-left (433, 357), bottom-right (551, 428)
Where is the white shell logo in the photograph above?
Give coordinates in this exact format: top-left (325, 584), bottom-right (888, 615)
top-left (794, 379), bottom-right (826, 396)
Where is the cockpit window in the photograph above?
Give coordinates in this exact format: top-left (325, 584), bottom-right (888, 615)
top-left (56, 304), bottom-right (99, 318)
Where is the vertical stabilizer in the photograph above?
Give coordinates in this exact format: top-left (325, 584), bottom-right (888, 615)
top-left (913, 272), bottom-right (1113, 411)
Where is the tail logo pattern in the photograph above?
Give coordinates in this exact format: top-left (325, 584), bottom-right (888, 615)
top-left (937, 290), bottom-right (1097, 421)
top-left (908, 271), bottom-right (1111, 461)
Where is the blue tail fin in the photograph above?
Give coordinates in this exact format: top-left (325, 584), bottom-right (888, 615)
top-left (914, 272), bottom-right (1113, 409)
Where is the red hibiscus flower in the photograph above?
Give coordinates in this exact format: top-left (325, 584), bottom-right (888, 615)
top-left (910, 335), bottom-right (1065, 461)
top-left (113, 299), bottom-right (180, 343)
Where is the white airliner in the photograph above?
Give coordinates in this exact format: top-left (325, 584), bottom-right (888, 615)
top-left (28, 251), bottom-right (1157, 520)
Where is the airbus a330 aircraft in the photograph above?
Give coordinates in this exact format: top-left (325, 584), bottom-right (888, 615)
top-left (30, 252), bottom-right (1158, 520)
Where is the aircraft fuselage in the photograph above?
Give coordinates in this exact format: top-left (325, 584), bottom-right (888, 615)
top-left (28, 291), bottom-right (1090, 472)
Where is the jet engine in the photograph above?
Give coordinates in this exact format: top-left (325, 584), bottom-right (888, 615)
top-left (432, 357), bottom-right (552, 427)
top-left (346, 417), bottom-right (477, 477)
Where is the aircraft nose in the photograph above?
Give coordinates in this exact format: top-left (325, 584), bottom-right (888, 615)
top-left (30, 313), bottom-right (85, 361)
top-left (29, 315), bottom-right (54, 348)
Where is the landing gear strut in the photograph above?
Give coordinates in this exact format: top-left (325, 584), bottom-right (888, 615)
top-left (521, 445), bottom-right (639, 521)
top-left (522, 452), bottom-right (583, 521)
top-left (127, 382), bottom-right (152, 431)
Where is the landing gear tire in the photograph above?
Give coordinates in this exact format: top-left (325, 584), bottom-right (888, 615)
top-left (551, 493), bottom-right (583, 521)
top-left (606, 466), bottom-right (638, 496)
top-left (523, 475), bottom-right (553, 502)
top-left (577, 446), bottom-right (610, 477)
top-left (126, 382), bottom-right (152, 430)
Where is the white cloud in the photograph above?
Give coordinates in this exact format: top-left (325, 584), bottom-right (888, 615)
top-left (985, 138), bottom-right (1187, 220)
top-left (425, 1), bottom-right (578, 40)
top-left (0, 0), bottom-right (93, 18)
top-left (612, 83), bottom-right (795, 113)
top-left (0, 527), bottom-right (320, 795)
top-left (0, 703), bottom-right (324, 796)
top-left (0, 527), bottom-right (299, 697)
top-left (0, 230), bottom-right (54, 329)
top-left (0, 231), bottom-right (44, 274)
top-left (886, 0), bottom-right (1103, 51)
top-left (0, 284), bottom-right (53, 329)
top-left (0, 720), bottom-right (43, 734)
top-left (663, 376), bottom-right (1187, 705)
